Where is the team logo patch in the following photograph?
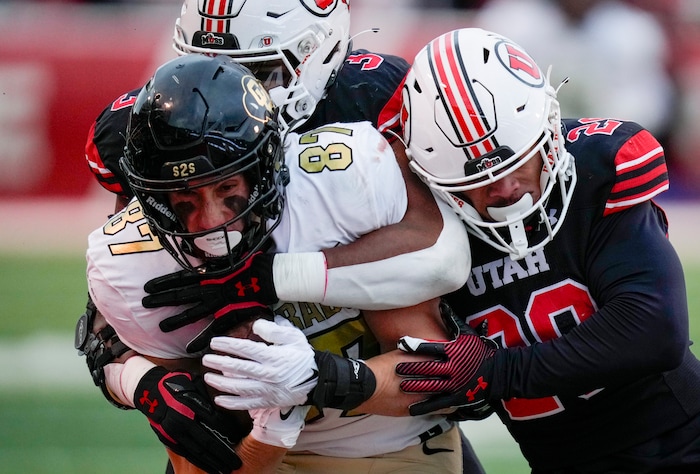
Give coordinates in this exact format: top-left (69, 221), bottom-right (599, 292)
top-left (241, 75), bottom-right (275, 122)
top-left (300, 0), bottom-right (342, 17)
top-left (494, 40), bottom-right (544, 88)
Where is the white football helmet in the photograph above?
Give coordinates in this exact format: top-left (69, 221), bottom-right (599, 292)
top-left (402, 28), bottom-right (576, 260)
top-left (173, 0), bottom-right (351, 133)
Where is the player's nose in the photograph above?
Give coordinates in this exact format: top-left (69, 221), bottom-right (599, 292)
top-left (487, 176), bottom-right (520, 203)
top-left (192, 201), bottom-right (232, 232)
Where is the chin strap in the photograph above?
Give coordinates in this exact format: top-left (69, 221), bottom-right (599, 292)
top-left (74, 295), bottom-right (132, 410)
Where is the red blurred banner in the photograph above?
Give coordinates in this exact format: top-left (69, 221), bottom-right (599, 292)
top-left (0, 4), bottom-right (177, 198)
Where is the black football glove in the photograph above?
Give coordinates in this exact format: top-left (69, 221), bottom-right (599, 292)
top-left (134, 366), bottom-right (250, 474)
top-left (185, 306), bottom-right (274, 354)
top-left (396, 301), bottom-right (497, 418)
top-left (142, 252), bottom-right (277, 333)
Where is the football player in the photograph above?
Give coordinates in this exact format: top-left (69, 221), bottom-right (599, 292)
top-left (86, 53), bottom-right (489, 473)
top-left (77, 2), bottom-right (491, 471)
top-left (396, 28), bottom-right (700, 473)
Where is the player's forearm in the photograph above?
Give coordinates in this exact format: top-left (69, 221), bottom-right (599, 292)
top-left (357, 349), bottom-right (433, 417)
top-left (165, 439), bottom-right (286, 474)
top-left (321, 200), bottom-right (470, 310)
top-left (273, 145), bottom-right (469, 310)
top-left (235, 436), bottom-right (287, 473)
top-left (323, 141), bottom-right (442, 268)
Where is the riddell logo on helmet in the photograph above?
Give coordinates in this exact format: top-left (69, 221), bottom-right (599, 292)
top-left (146, 196), bottom-right (177, 222)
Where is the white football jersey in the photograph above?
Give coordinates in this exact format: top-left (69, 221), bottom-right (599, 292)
top-left (87, 121), bottom-right (453, 456)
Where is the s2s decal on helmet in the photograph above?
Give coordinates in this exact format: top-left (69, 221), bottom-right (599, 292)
top-left (495, 40), bottom-right (544, 88)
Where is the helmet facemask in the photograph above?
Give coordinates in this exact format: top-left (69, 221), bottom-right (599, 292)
top-left (122, 54), bottom-right (287, 273)
top-left (124, 133), bottom-right (284, 272)
top-left (404, 28), bottom-right (577, 260)
top-left (172, 0), bottom-right (351, 134)
top-left (441, 116), bottom-right (576, 260)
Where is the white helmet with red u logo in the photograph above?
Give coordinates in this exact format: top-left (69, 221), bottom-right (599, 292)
top-left (173, 0), bottom-right (351, 133)
top-left (402, 28), bottom-right (576, 259)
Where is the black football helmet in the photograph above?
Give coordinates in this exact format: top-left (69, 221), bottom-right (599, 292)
top-left (121, 53), bottom-right (287, 272)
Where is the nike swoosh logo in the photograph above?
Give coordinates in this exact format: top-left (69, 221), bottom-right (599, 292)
top-left (280, 407), bottom-right (295, 421)
top-left (267, 9), bottom-right (293, 19)
top-left (422, 441), bottom-right (454, 456)
top-left (300, 369), bottom-right (319, 385)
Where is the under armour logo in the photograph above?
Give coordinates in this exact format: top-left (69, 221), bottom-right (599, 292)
top-left (139, 390), bottom-right (159, 414)
top-left (466, 376), bottom-right (488, 402)
top-left (235, 278), bottom-right (261, 296)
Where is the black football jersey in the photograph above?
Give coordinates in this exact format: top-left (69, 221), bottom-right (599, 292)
top-left (445, 118), bottom-right (700, 470)
top-left (84, 50), bottom-right (409, 201)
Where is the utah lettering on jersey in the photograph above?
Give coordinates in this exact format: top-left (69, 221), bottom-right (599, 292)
top-left (466, 247), bottom-right (551, 295)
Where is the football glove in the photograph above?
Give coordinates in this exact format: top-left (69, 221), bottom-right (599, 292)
top-left (396, 301), bottom-right (497, 417)
top-left (185, 306), bottom-right (274, 354)
top-left (203, 318), bottom-right (318, 410)
top-left (204, 317), bottom-right (376, 412)
top-left (134, 366), bottom-right (249, 474)
top-left (143, 252), bottom-right (277, 333)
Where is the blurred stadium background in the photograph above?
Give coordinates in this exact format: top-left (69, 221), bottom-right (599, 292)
top-left (1, 1), bottom-right (699, 472)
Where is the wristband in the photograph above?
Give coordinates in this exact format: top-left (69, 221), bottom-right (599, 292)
top-left (272, 252), bottom-right (327, 303)
top-left (104, 356), bottom-right (156, 407)
top-left (307, 351), bottom-right (376, 411)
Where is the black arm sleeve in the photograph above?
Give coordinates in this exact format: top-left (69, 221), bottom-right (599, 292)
top-left (492, 201), bottom-right (689, 399)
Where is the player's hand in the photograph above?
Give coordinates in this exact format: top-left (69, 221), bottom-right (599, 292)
top-left (203, 318), bottom-right (318, 410)
top-left (185, 305), bottom-right (273, 354)
top-left (395, 301), bottom-right (497, 417)
top-left (143, 252), bottom-right (277, 333)
top-left (134, 366), bottom-right (249, 474)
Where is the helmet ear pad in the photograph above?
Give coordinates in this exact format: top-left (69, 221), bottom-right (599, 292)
top-left (404, 28), bottom-right (576, 259)
top-left (121, 54), bottom-right (286, 272)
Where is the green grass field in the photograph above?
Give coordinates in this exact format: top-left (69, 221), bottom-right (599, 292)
top-left (1, 254), bottom-right (699, 473)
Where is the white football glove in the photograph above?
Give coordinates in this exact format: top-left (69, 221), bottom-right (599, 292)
top-left (249, 405), bottom-right (310, 449)
top-left (203, 317), bottom-right (318, 410)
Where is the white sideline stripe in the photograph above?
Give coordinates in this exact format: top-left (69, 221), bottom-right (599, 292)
top-left (0, 333), bottom-right (95, 392)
